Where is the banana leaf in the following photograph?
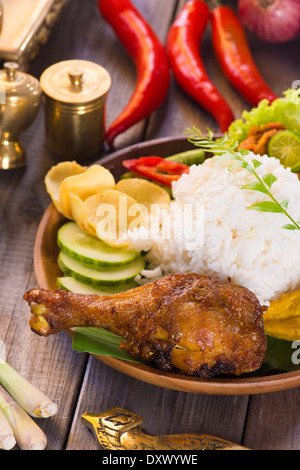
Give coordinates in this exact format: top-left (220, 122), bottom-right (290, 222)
top-left (72, 327), bottom-right (300, 374)
top-left (72, 327), bottom-right (142, 363)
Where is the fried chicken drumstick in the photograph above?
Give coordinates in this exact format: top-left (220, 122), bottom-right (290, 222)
top-left (24, 273), bottom-right (267, 378)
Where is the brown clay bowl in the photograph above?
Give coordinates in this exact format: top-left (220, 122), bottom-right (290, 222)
top-left (34, 135), bottom-right (300, 395)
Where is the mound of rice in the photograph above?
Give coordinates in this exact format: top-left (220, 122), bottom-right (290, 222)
top-left (128, 152), bottom-right (300, 305)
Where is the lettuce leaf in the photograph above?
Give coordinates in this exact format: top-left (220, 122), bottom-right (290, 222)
top-left (224, 88), bottom-right (300, 149)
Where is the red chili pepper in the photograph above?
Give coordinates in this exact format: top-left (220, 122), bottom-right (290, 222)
top-left (98, 0), bottom-right (170, 149)
top-left (211, 5), bottom-right (278, 107)
top-left (122, 156), bottom-right (190, 186)
top-left (166, 0), bottom-right (235, 133)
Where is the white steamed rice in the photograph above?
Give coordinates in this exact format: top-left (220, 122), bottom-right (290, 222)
top-left (128, 152), bottom-right (300, 305)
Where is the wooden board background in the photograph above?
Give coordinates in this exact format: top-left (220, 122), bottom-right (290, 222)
top-left (0, 0), bottom-right (299, 450)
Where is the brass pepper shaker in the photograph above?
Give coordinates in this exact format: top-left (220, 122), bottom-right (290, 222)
top-left (0, 62), bottom-right (42, 169)
top-left (40, 59), bottom-right (111, 161)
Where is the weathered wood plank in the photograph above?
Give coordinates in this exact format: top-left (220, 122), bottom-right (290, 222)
top-left (0, 132), bottom-right (88, 450)
top-left (0, 2), bottom-right (91, 450)
top-left (244, 389), bottom-right (300, 450)
top-left (0, 0), bottom-right (299, 451)
top-left (66, 357), bottom-right (249, 450)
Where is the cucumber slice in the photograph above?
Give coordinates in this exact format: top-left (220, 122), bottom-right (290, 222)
top-left (58, 251), bottom-right (145, 286)
top-left (57, 222), bottom-right (139, 267)
top-left (57, 276), bottom-right (138, 295)
top-left (166, 148), bottom-right (206, 165)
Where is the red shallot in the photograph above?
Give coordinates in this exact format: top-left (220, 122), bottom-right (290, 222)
top-left (238, 0), bottom-right (300, 43)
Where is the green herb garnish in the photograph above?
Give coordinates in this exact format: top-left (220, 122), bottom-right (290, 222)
top-left (186, 126), bottom-right (300, 232)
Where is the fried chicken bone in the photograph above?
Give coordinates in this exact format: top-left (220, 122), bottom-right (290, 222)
top-left (24, 274), bottom-right (267, 378)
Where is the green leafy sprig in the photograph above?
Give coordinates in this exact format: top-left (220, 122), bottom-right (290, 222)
top-left (186, 126), bottom-right (300, 231)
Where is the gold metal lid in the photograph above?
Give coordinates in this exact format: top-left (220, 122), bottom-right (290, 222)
top-left (40, 59), bottom-right (111, 104)
top-left (0, 62), bottom-right (41, 97)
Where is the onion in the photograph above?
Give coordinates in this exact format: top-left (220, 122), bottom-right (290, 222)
top-left (238, 0), bottom-right (300, 43)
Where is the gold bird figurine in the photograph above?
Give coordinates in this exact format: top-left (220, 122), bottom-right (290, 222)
top-left (81, 407), bottom-right (249, 450)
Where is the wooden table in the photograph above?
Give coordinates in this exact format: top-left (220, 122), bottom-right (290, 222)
top-left (1, 0), bottom-right (299, 451)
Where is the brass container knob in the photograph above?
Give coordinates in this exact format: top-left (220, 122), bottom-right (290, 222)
top-left (40, 59), bottom-right (111, 161)
top-left (0, 62), bottom-right (42, 169)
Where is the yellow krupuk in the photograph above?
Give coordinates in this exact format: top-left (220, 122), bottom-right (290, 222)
top-left (94, 189), bottom-right (148, 248)
top-left (69, 192), bottom-right (97, 236)
top-left (59, 165), bottom-right (116, 219)
top-left (45, 161), bottom-right (172, 248)
top-left (44, 161), bottom-right (87, 214)
top-left (115, 178), bottom-right (170, 209)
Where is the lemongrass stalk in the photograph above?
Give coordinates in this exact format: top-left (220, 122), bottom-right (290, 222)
top-left (0, 358), bottom-right (57, 418)
top-left (0, 385), bottom-right (47, 450)
top-left (0, 408), bottom-right (16, 450)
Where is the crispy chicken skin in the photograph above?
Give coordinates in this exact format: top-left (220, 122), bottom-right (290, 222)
top-left (24, 274), bottom-right (267, 378)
